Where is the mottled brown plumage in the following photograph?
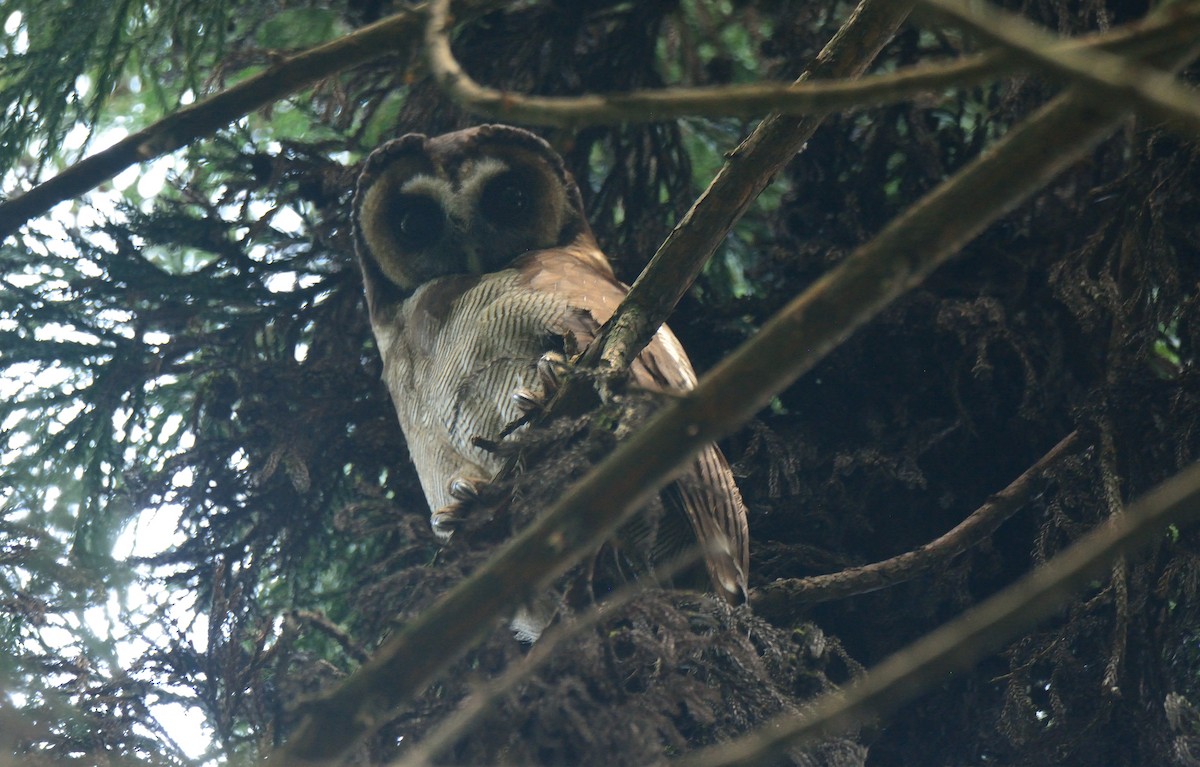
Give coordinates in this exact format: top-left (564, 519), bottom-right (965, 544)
top-left (352, 125), bottom-right (749, 629)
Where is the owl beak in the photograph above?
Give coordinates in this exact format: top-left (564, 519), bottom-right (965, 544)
top-left (438, 214), bottom-right (482, 274)
top-left (452, 221), bottom-right (488, 274)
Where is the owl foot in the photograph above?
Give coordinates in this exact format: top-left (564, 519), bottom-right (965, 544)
top-left (430, 475), bottom-right (488, 541)
top-left (510, 387), bottom-right (542, 415)
top-left (511, 351), bottom-right (570, 416)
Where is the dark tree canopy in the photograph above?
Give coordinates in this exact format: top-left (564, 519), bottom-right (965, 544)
top-left (1, 0), bottom-right (1199, 765)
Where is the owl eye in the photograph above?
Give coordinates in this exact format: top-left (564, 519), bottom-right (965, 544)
top-left (390, 195), bottom-right (444, 249)
top-left (479, 171), bottom-right (536, 223)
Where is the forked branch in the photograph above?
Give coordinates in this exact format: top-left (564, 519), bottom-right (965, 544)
top-left (685, 458), bottom-right (1200, 767)
top-left (752, 431), bottom-right (1078, 619)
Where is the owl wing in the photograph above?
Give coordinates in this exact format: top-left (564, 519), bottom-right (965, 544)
top-left (518, 247), bottom-right (749, 604)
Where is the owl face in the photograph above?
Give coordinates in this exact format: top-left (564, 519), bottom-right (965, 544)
top-left (353, 125), bottom-right (591, 301)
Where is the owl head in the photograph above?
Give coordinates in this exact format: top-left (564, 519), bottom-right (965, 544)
top-left (353, 125), bottom-right (594, 310)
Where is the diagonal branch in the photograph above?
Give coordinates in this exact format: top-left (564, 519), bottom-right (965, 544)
top-left (0, 0), bottom-right (508, 243)
top-left (582, 0), bottom-right (1200, 378)
top-left (683, 458), bottom-right (1200, 767)
top-left (271, 9), bottom-right (1200, 765)
top-left (922, 0), bottom-right (1200, 137)
top-left (752, 431), bottom-right (1078, 620)
top-left (579, 0), bottom-right (916, 376)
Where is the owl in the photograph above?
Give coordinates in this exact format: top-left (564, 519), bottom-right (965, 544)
top-left (352, 124), bottom-right (749, 617)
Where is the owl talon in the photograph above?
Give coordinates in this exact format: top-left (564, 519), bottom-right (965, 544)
top-left (430, 507), bottom-right (461, 540)
top-left (537, 352), bottom-right (568, 391)
top-left (448, 475), bottom-right (486, 502)
top-left (512, 387), bottom-right (542, 414)
top-left (431, 476), bottom-right (489, 541)
top-left (510, 353), bottom-right (569, 416)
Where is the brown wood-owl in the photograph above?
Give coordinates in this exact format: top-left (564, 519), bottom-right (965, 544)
top-left (352, 124), bottom-right (749, 621)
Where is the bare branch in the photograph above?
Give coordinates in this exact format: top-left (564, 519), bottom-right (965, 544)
top-left (0, 0), bottom-right (508, 243)
top-left (504, 0), bottom-right (916, 421)
top-left (580, 0), bottom-right (915, 376)
top-left (583, 1), bottom-right (1200, 378)
top-left (752, 431), bottom-right (1078, 619)
top-left (682, 458), bottom-right (1200, 767)
top-left (424, 0), bottom-right (1200, 129)
top-left (922, 0), bottom-right (1200, 137)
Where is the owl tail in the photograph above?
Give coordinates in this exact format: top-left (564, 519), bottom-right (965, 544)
top-left (666, 444), bottom-right (751, 605)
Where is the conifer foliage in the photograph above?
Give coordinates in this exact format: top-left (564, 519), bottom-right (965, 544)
top-left (2, 1), bottom-right (1199, 764)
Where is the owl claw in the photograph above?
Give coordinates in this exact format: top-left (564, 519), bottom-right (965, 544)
top-left (537, 352), bottom-right (568, 391)
top-left (430, 508), bottom-right (460, 540)
top-left (431, 475), bottom-right (489, 541)
top-left (449, 475), bottom-right (485, 502)
top-left (512, 387), bottom-right (542, 415)
top-left (510, 352), bottom-right (570, 416)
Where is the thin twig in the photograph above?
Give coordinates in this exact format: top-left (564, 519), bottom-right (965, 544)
top-left (682, 458), bottom-right (1200, 767)
top-left (290, 610), bottom-right (371, 665)
top-left (752, 432), bottom-right (1078, 620)
top-left (0, 0), bottom-right (508, 242)
top-left (921, 0), bottom-right (1200, 137)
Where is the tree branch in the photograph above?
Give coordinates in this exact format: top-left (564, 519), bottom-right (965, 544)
top-left (581, 1), bottom-right (1200, 378)
top-left (683, 458), bottom-right (1200, 767)
top-left (271, 11), bottom-right (1200, 766)
top-left (752, 431), bottom-right (1078, 620)
top-left (0, 0), bottom-right (508, 243)
top-left (289, 609), bottom-right (371, 665)
top-left (580, 0), bottom-right (916, 376)
top-left (922, 0), bottom-right (1200, 138)
top-left (424, 0), bottom-right (1200, 129)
